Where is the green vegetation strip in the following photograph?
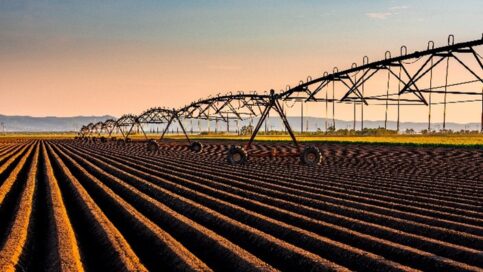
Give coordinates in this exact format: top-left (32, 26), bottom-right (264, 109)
top-left (1, 133), bottom-right (482, 148)
top-left (161, 134), bottom-right (483, 148)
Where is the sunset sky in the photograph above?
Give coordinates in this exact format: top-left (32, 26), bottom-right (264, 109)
top-left (1, 0), bottom-right (482, 123)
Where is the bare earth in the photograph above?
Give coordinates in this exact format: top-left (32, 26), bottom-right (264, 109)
top-left (0, 138), bottom-right (481, 271)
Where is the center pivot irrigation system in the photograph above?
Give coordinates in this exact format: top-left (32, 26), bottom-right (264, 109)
top-left (78, 34), bottom-right (483, 165)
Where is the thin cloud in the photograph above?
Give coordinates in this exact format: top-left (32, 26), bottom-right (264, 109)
top-left (365, 12), bottom-right (393, 20)
top-left (366, 5), bottom-right (409, 20)
top-left (389, 5), bottom-right (409, 10)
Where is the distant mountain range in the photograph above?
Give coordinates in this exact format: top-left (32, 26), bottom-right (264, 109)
top-left (0, 114), bottom-right (480, 133)
top-left (247, 117), bottom-right (481, 133)
top-left (0, 114), bottom-right (115, 132)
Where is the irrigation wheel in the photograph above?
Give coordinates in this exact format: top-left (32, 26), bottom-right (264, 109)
top-left (147, 140), bottom-right (160, 152)
top-left (190, 141), bottom-right (203, 153)
top-left (227, 146), bottom-right (247, 165)
top-left (300, 146), bottom-right (322, 165)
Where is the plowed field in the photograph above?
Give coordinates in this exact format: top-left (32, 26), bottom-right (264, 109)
top-left (0, 139), bottom-right (481, 271)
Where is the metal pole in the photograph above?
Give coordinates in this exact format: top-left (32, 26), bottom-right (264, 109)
top-left (266, 112), bottom-right (269, 134)
top-left (428, 57), bottom-right (434, 131)
top-left (353, 102), bottom-right (356, 130)
top-left (443, 57), bottom-right (450, 130)
top-left (283, 103), bottom-right (286, 133)
top-left (385, 67), bottom-right (390, 130)
top-left (301, 100), bottom-right (303, 134)
top-left (332, 81), bottom-right (335, 130)
top-left (397, 66), bottom-right (402, 132)
top-left (227, 113), bottom-right (229, 133)
top-left (353, 72), bottom-right (357, 131)
top-left (265, 111), bottom-right (268, 133)
top-left (325, 87), bottom-right (328, 132)
top-left (361, 82), bottom-right (364, 131)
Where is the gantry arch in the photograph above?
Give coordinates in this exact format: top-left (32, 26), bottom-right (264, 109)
top-left (78, 34), bottom-right (483, 164)
top-left (280, 34), bottom-right (483, 130)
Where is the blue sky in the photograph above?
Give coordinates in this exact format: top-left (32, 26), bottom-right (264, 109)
top-left (2, 0), bottom-right (481, 50)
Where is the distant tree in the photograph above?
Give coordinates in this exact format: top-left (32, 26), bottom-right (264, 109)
top-left (439, 129), bottom-right (453, 134)
top-left (405, 128), bottom-right (415, 134)
top-left (240, 124), bottom-right (254, 135)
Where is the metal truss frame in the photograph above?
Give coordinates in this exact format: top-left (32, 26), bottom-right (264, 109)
top-left (79, 35), bottom-right (483, 141)
top-left (280, 36), bottom-right (482, 106)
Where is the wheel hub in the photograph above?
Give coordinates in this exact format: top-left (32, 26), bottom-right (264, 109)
top-left (307, 153), bottom-right (316, 162)
top-left (232, 152), bottom-right (242, 162)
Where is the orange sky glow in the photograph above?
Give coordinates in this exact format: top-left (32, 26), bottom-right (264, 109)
top-left (1, 1), bottom-right (482, 124)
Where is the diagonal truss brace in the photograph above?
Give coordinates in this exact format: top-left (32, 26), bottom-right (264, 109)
top-left (246, 90), bottom-right (298, 149)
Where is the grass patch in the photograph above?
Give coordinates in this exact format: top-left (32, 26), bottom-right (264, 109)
top-left (159, 134), bottom-right (483, 148)
top-left (1, 133), bottom-right (482, 148)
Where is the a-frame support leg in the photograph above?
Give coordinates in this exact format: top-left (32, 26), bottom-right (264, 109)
top-left (160, 115), bottom-right (175, 140)
top-left (125, 123), bottom-right (137, 140)
top-left (119, 127), bottom-right (127, 140)
top-left (274, 99), bottom-right (299, 148)
top-left (175, 115), bottom-right (191, 144)
top-left (245, 90), bottom-right (299, 150)
top-left (139, 124), bottom-right (148, 140)
top-left (246, 100), bottom-right (273, 150)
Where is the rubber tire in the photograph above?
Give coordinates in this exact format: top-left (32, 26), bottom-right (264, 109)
top-left (147, 140), bottom-right (160, 152)
top-left (100, 136), bottom-right (107, 143)
top-left (190, 141), bottom-right (203, 153)
top-left (227, 146), bottom-right (248, 165)
top-left (300, 146), bottom-right (322, 165)
top-left (117, 139), bottom-right (125, 146)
